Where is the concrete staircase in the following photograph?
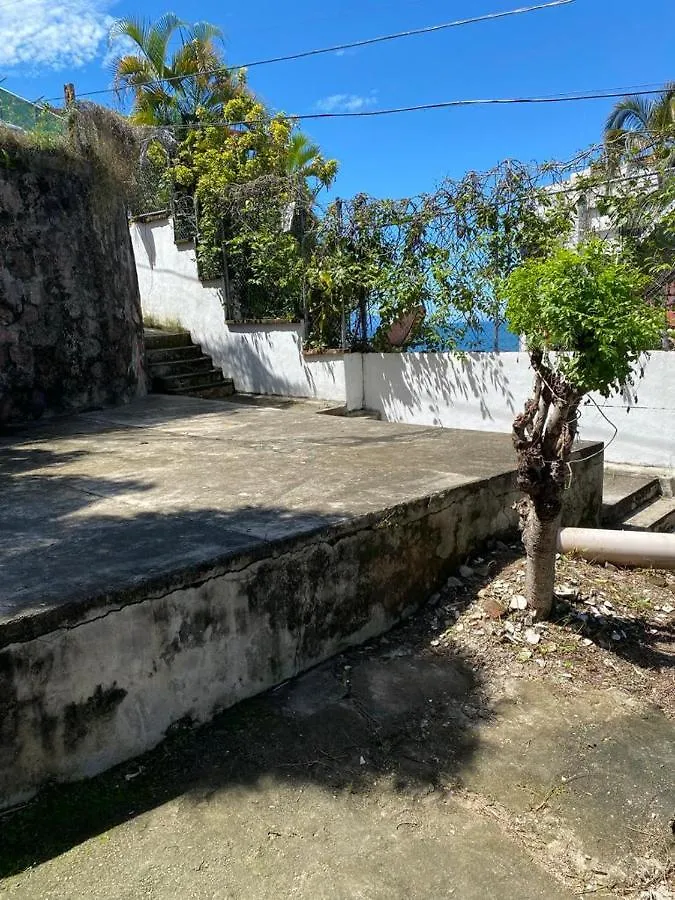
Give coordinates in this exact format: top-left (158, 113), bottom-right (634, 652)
top-left (144, 329), bottom-right (234, 398)
top-left (602, 467), bottom-right (675, 533)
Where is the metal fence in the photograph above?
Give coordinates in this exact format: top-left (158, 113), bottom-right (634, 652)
top-left (0, 87), bottom-right (64, 135)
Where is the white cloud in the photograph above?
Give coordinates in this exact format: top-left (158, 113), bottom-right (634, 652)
top-left (0, 0), bottom-right (113, 72)
top-left (315, 92), bottom-right (378, 113)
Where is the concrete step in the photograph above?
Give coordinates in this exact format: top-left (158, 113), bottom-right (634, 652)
top-left (144, 330), bottom-right (193, 350)
top-left (621, 497), bottom-right (675, 533)
top-left (602, 471), bottom-right (662, 525)
top-left (153, 369), bottom-right (232, 393)
top-left (148, 356), bottom-right (214, 378)
top-left (146, 345), bottom-right (203, 364)
top-left (174, 382), bottom-right (236, 399)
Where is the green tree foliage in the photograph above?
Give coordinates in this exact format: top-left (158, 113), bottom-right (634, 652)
top-left (110, 13), bottom-right (246, 126)
top-left (504, 243), bottom-right (661, 395)
top-left (284, 133), bottom-right (337, 193)
top-left (502, 242), bottom-right (662, 619)
top-left (170, 94), bottom-right (337, 310)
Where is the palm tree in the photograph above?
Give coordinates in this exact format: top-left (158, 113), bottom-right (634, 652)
top-left (109, 13), bottom-right (245, 126)
top-left (284, 132), bottom-right (338, 195)
top-left (605, 83), bottom-right (675, 167)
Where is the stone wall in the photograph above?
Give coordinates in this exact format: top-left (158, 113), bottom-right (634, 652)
top-left (0, 143), bottom-right (145, 423)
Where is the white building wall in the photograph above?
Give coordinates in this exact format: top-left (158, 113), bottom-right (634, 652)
top-left (130, 218), bottom-right (347, 402)
top-left (357, 352), bottom-right (674, 470)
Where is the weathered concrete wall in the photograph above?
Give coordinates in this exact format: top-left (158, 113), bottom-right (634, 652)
top-left (351, 352), bottom-right (674, 471)
top-left (0, 145), bottom-right (145, 422)
top-left (0, 444), bottom-right (602, 809)
top-left (131, 218), bottom-right (345, 401)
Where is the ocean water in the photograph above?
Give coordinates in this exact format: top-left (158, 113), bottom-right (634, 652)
top-left (453, 321), bottom-right (520, 353)
top-left (407, 321), bottom-right (520, 352)
top-left (359, 311), bottom-right (520, 352)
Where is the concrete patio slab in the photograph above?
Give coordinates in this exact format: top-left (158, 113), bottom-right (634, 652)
top-left (0, 395), bottom-right (600, 640)
top-left (0, 396), bottom-right (603, 809)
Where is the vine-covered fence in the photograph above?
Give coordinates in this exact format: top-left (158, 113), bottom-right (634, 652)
top-left (131, 139), bottom-right (675, 352)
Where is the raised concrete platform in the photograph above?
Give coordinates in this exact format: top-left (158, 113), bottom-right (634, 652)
top-left (0, 396), bottom-right (603, 808)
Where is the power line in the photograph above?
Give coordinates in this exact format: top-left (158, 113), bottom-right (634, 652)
top-left (160, 87), bottom-right (671, 129)
top-left (44, 0), bottom-right (574, 103)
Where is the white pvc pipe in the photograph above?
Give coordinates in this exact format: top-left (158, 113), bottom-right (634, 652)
top-left (558, 527), bottom-right (675, 570)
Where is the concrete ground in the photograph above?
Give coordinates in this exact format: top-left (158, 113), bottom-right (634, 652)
top-left (0, 397), bottom-right (670, 898)
top-left (0, 394), bottom-right (526, 638)
top-left (0, 591), bottom-right (672, 900)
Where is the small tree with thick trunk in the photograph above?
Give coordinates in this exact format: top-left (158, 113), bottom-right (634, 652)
top-left (502, 241), bottom-right (662, 619)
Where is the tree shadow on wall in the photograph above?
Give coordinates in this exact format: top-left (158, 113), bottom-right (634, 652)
top-left (208, 322), bottom-right (342, 400)
top-left (368, 352), bottom-right (520, 427)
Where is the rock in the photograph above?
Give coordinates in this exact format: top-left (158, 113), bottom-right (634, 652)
top-left (482, 597), bottom-right (507, 619)
top-left (524, 628), bottom-right (541, 645)
top-left (445, 576), bottom-right (463, 590)
top-left (509, 595), bottom-right (528, 611)
top-left (648, 574), bottom-right (668, 588)
top-left (516, 649), bottom-right (533, 662)
top-left (384, 647), bottom-right (413, 659)
top-left (428, 593), bottom-right (441, 606)
top-left (459, 565), bottom-right (474, 579)
top-left (555, 584), bottom-right (578, 600)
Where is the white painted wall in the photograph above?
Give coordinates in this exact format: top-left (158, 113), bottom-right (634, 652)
top-left (130, 218), bottom-right (347, 402)
top-left (354, 352), bottom-right (674, 470)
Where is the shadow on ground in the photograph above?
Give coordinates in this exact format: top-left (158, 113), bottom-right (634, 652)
top-left (554, 600), bottom-right (674, 671)
top-left (0, 609), bottom-right (487, 878)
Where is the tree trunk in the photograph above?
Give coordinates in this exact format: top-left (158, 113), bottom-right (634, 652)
top-left (522, 499), bottom-right (562, 620)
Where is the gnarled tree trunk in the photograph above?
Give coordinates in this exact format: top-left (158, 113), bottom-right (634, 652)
top-left (513, 351), bottom-right (581, 620)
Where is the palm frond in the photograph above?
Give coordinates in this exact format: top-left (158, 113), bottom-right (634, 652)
top-left (189, 22), bottom-right (224, 45)
top-left (605, 96), bottom-right (653, 134)
top-left (145, 13), bottom-right (183, 76)
top-left (109, 16), bottom-right (149, 49)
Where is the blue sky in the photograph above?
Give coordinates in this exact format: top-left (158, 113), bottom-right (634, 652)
top-left (1, 0), bottom-right (673, 199)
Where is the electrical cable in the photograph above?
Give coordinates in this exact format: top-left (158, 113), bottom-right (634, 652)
top-left (41, 0), bottom-right (574, 103)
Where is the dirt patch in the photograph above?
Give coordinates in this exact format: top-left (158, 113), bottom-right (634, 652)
top-left (438, 543), bottom-right (674, 715)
